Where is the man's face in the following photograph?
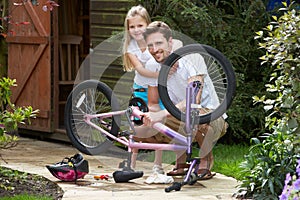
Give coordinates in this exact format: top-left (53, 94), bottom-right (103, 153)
top-left (146, 32), bottom-right (172, 63)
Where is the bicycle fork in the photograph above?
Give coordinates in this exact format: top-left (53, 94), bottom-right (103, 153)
top-left (165, 80), bottom-right (203, 192)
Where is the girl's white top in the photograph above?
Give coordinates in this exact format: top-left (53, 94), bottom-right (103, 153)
top-left (127, 39), bottom-right (158, 88)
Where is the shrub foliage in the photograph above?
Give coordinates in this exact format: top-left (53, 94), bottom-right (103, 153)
top-left (0, 77), bottom-right (38, 149)
top-left (238, 2), bottom-right (299, 198)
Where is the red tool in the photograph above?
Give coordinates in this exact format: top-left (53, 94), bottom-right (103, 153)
top-left (94, 175), bottom-right (110, 180)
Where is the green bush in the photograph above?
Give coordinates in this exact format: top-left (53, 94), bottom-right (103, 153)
top-left (0, 77), bottom-right (39, 149)
top-left (138, 0), bottom-right (272, 143)
top-left (238, 2), bottom-right (299, 198)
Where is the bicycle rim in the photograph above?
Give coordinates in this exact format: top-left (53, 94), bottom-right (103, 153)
top-left (64, 80), bottom-right (120, 155)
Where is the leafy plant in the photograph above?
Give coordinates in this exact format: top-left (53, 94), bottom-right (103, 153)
top-left (238, 2), bottom-right (300, 198)
top-left (0, 77), bottom-right (39, 150)
top-left (239, 133), bottom-right (297, 198)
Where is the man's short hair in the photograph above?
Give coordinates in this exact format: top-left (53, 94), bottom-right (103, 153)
top-left (143, 21), bottom-right (172, 41)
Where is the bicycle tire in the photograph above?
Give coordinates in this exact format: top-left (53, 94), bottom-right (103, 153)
top-left (158, 44), bottom-right (236, 124)
top-left (64, 80), bottom-right (120, 155)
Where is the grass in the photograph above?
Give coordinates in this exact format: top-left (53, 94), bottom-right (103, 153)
top-left (212, 143), bottom-right (249, 180)
top-left (145, 143), bottom-right (249, 181)
top-left (0, 194), bottom-right (52, 200)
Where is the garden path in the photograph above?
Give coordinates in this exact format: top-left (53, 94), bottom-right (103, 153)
top-left (0, 137), bottom-right (239, 200)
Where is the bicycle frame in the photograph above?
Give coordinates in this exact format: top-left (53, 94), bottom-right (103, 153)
top-left (83, 81), bottom-right (202, 188)
top-left (84, 81), bottom-right (201, 155)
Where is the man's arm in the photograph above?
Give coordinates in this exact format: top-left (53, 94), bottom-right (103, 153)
top-left (140, 85), bottom-right (170, 126)
top-left (147, 86), bottom-right (161, 112)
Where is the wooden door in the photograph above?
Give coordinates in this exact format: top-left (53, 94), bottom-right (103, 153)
top-left (7, 0), bottom-right (52, 132)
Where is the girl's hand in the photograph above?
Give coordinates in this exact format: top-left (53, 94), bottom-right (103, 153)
top-left (168, 61), bottom-right (179, 78)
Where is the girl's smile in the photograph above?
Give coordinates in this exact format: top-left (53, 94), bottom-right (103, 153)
top-left (128, 15), bottom-right (148, 41)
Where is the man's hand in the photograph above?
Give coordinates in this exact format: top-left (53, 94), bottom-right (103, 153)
top-left (141, 109), bottom-right (169, 127)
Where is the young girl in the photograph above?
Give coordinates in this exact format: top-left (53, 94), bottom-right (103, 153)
top-left (122, 5), bottom-right (165, 174)
top-left (122, 6), bottom-right (183, 176)
top-left (123, 5), bottom-right (182, 108)
top-left (123, 5), bottom-right (162, 106)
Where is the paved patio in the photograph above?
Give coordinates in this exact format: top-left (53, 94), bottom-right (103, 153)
top-left (0, 137), bottom-right (239, 200)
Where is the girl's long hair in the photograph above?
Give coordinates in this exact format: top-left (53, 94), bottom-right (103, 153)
top-left (122, 5), bottom-right (151, 71)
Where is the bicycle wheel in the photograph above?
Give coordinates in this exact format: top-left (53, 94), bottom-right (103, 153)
top-left (64, 80), bottom-right (120, 155)
top-left (158, 44), bottom-right (236, 124)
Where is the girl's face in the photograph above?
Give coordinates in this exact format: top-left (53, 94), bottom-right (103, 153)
top-left (128, 15), bottom-right (148, 41)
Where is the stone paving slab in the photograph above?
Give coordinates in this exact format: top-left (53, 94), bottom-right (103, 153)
top-left (0, 137), bottom-right (239, 200)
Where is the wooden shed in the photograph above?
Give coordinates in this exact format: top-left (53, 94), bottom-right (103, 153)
top-left (7, 0), bottom-right (135, 140)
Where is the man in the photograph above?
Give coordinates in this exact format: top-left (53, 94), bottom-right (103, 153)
top-left (139, 21), bottom-right (227, 178)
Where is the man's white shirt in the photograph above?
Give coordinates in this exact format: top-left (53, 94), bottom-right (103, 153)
top-left (144, 53), bottom-right (227, 118)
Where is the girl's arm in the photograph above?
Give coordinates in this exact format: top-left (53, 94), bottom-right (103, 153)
top-left (127, 53), bottom-right (159, 78)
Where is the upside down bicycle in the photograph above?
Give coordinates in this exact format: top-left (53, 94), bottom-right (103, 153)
top-left (64, 44), bottom-right (236, 192)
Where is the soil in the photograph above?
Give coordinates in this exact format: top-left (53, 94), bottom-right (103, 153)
top-left (0, 166), bottom-right (64, 199)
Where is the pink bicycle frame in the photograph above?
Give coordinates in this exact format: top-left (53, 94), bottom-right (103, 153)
top-left (83, 81), bottom-right (201, 155)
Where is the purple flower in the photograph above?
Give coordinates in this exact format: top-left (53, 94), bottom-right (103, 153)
top-left (279, 160), bottom-right (300, 200)
top-left (279, 193), bottom-right (288, 200)
top-left (286, 173), bottom-right (292, 185)
top-left (293, 179), bottom-right (300, 190)
top-left (296, 160), bottom-right (300, 177)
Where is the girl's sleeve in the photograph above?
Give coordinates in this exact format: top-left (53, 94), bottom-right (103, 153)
top-left (144, 58), bottom-right (161, 87)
